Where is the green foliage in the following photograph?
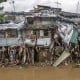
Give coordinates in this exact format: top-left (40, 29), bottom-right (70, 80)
top-left (0, 14), bottom-right (4, 23)
top-left (0, 0), bottom-right (7, 10)
top-left (0, 0), bottom-right (7, 3)
top-left (0, 7), bottom-right (3, 10)
top-left (0, 0), bottom-right (7, 23)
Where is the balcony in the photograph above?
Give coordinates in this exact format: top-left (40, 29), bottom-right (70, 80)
top-left (0, 38), bottom-right (23, 46)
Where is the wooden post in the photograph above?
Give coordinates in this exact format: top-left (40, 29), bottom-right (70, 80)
top-left (32, 48), bottom-right (34, 65)
top-left (27, 48), bottom-right (31, 64)
top-left (5, 32), bottom-right (8, 46)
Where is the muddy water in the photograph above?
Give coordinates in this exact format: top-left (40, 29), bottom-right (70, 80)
top-left (0, 66), bottom-right (80, 80)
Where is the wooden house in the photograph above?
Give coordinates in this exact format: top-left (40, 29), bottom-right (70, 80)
top-left (0, 24), bottom-right (23, 47)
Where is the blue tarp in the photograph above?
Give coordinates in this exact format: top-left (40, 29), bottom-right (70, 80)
top-left (37, 38), bottom-right (51, 46)
top-left (70, 29), bottom-right (78, 44)
top-left (0, 38), bottom-right (22, 46)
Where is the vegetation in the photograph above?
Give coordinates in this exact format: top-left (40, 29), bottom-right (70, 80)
top-left (0, 0), bottom-right (7, 23)
top-left (0, 0), bottom-right (7, 3)
top-left (0, 14), bottom-right (4, 23)
top-left (0, 6), bottom-right (3, 10)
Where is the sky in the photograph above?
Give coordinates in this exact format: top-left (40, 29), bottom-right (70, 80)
top-left (1, 0), bottom-right (80, 13)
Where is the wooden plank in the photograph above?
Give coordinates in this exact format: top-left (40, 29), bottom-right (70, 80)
top-left (53, 51), bottom-right (70, 67)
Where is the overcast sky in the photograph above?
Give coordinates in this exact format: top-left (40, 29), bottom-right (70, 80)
top-left (1, 0), bottom-right (80, 13)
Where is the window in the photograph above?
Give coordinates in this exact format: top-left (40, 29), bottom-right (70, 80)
top-left (0, 31), bottom-right (5, 38)
top-left (6, 29), bottom-right (18, 38)
top-left (37, 30), bottom-right (40, 38)
top-left (44, 30), bottom-right (48, 36)
top-left (27, 17), bottom-right (33, 24)
top-left (40, 30), bottom-right (44, 37)
top-left (33, 30), bottom-right (36, 35)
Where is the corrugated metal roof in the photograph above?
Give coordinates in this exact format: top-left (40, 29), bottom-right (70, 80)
top-left (0, 21), bottom-right (24, 30)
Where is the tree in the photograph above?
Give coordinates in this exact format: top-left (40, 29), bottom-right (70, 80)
top-left (0, 0), bottom-right (7, 23)
top-left (0, 0), bottom-right (7, 3)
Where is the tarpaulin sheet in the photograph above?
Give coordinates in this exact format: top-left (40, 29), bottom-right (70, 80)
top-left (70, 29), bottom-right (78, 44)
top-left (37, 38), bottom-right (51, 46)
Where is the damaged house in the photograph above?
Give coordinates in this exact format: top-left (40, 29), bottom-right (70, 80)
top-left (20, 5), bottom-right (62, 64)
top-left (0, 5), bottom-right (80, 66)
top-left (23, 5), bottom-right (80, 66)
top-left (0, 22), bottom-right (24, 47)
top-left (24, 5), bottom-right (62, 46)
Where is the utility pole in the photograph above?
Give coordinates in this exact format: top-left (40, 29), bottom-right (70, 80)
top-left (76, 1), bottom-right (80, 19)
top-left (12, 0), bottom-right (15, 21)
top-left (9, 0), bottom-right (15, 21)
top-left (76, 1), bottom-right (79, 13)
top-left (9, 0), bottom-right (15, 12)
top-left (54, 0), bottom-right (61, 15)
top-left (12, 1), bottom-right (15, 12)
top-left (55, 0), bottom-right (61, 8)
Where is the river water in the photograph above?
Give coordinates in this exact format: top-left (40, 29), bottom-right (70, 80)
top-left (0, 65), bottom-right (80, 80)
